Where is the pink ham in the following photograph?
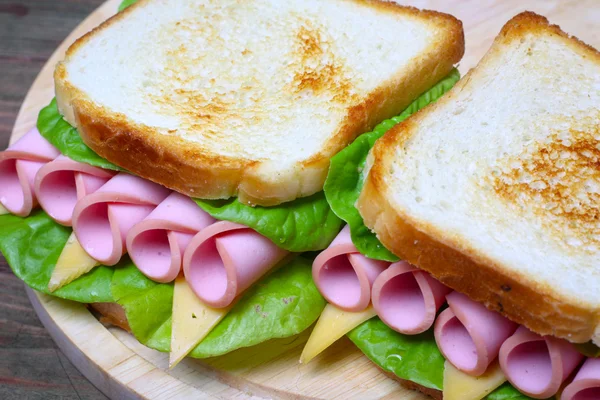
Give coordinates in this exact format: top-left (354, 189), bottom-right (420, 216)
top-left (498, 326), bottom-right (584, 398)
top-left (562, 358), bottom-right (600, 400)
top-left (34, 155), bottom-right (115, 226)
top-left (72, 173), bottom-right (170, 266)
top-left (434, 291), bottom-right (518, 376)
top-left (183, 221), bottom-right (289, 308)
top-left (0, 128), bottom-right (60, 216)
top-left (312, 225), bottom-right (389, 311)
top-left (126, 192), bottom-right (215, 283)
top-left (372, 261), bottom-right (450, 335)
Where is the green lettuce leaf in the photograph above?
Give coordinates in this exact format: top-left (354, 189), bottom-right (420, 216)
top-left (487, 384), bottom-right (537, 400)
top-left (192, 256), bottom-right (325, 357)
top-left (0, 212), bottom-right (113, 303)
top-left (118, 0), bottom-right (138, 12)
top-left (348, 318), bottom-right (445, 389)
top-left (575, 341), bottom-right (600, 357)
top-left (324, 69), bottom-right (460, 261)
top-left (348, 318), bottom-right (536, 399)
top-left (195, 193), bottom-right (343, 252)
top-left (37, 99), bottom-right (122, 171)
top-left (111, 256), bottom-right (326, 357)
top-left (111, 262), bottom-right (174, 351)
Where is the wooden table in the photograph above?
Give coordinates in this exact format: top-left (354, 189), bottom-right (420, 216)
top-left (0, 2), bottom-right (107, 398)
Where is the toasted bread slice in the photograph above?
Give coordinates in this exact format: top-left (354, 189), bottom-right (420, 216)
top-left (55, 0), bottom-right (463, 206)
top-left (358, 12), bottom-right (600, 344)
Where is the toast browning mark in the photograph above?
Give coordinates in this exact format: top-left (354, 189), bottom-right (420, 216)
top-left (144, 14), bottom-right (271, 151)
top-left (145, 15), bottom-right (357, 151)
top-left (290, 23), bottom-right (356, 103)
top-left (491, 109), bottom-right (600, 253)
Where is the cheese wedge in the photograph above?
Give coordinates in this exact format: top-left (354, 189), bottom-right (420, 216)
top-left (443, 360), bottom-right (506, 400)
top-left (0, 204), bottom-right (8, 215)
top-left (169, 276), bottom-right (233, 368)
top-left (48, 232), bottom-right (98, 292)
top-left (300, 303), bottom-right (376, 364)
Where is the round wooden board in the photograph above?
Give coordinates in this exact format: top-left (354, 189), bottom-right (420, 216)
top-left (11, 1), bottom-right (600, 399)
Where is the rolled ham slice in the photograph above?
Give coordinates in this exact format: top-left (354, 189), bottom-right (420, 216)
top-left (34, 155), bottom-right (115, 226)
top-left (72, 173), bottom-right (170, 266)
top-left (373, 261), bottom-right (450, 334)
top-left (562, 358), bottom-right (600, 400)
top-left (498, 326), bottom-right (584, 398)
top-left (435, 291), bottom-right (518, 376)
top-left (312, 225), bottom-right (389, 311)
top-left (126, 192), bottom-right (216, 283)
top-left (183, 221), bottom-right (289, 308)
top-left (0, 128), bottom-right (60, 216)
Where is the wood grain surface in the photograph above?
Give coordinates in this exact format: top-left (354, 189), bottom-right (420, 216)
top-left (0, 1), bottom-right (107, 399)
top-left (3, 1), bottom-right (600, 400)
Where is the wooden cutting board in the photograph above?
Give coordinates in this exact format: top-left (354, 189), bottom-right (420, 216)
top-left (12, 1), bottom-right (600, 399)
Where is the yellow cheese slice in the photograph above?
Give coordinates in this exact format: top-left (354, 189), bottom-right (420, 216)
top-left (0, 204), bottom-right (8, 215)
top-left (48, 232), bottom-right (99, 292)
top-left (443, 360), bottom-right (507, 400)
top-left (169, 276), bottom-right (233, 368)
top-left (300, 303), bottom-right (376, 364)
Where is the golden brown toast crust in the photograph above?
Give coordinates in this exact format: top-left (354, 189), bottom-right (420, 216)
top-left (379, 369), bottom-right (441, 400)
top-left (90, 302), bottom-right (131, 331)
top-left (358, 12), bottom-right (600, 344)
top-left (54, 0), bottom-right (464, 206)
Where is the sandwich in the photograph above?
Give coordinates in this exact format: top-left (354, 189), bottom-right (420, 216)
top-left (303, 11), bottom-right (600, 400)
top-left (12, 1), bottom-right (598, 399)
top-left (0, 0), bottom-right (465, 377)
